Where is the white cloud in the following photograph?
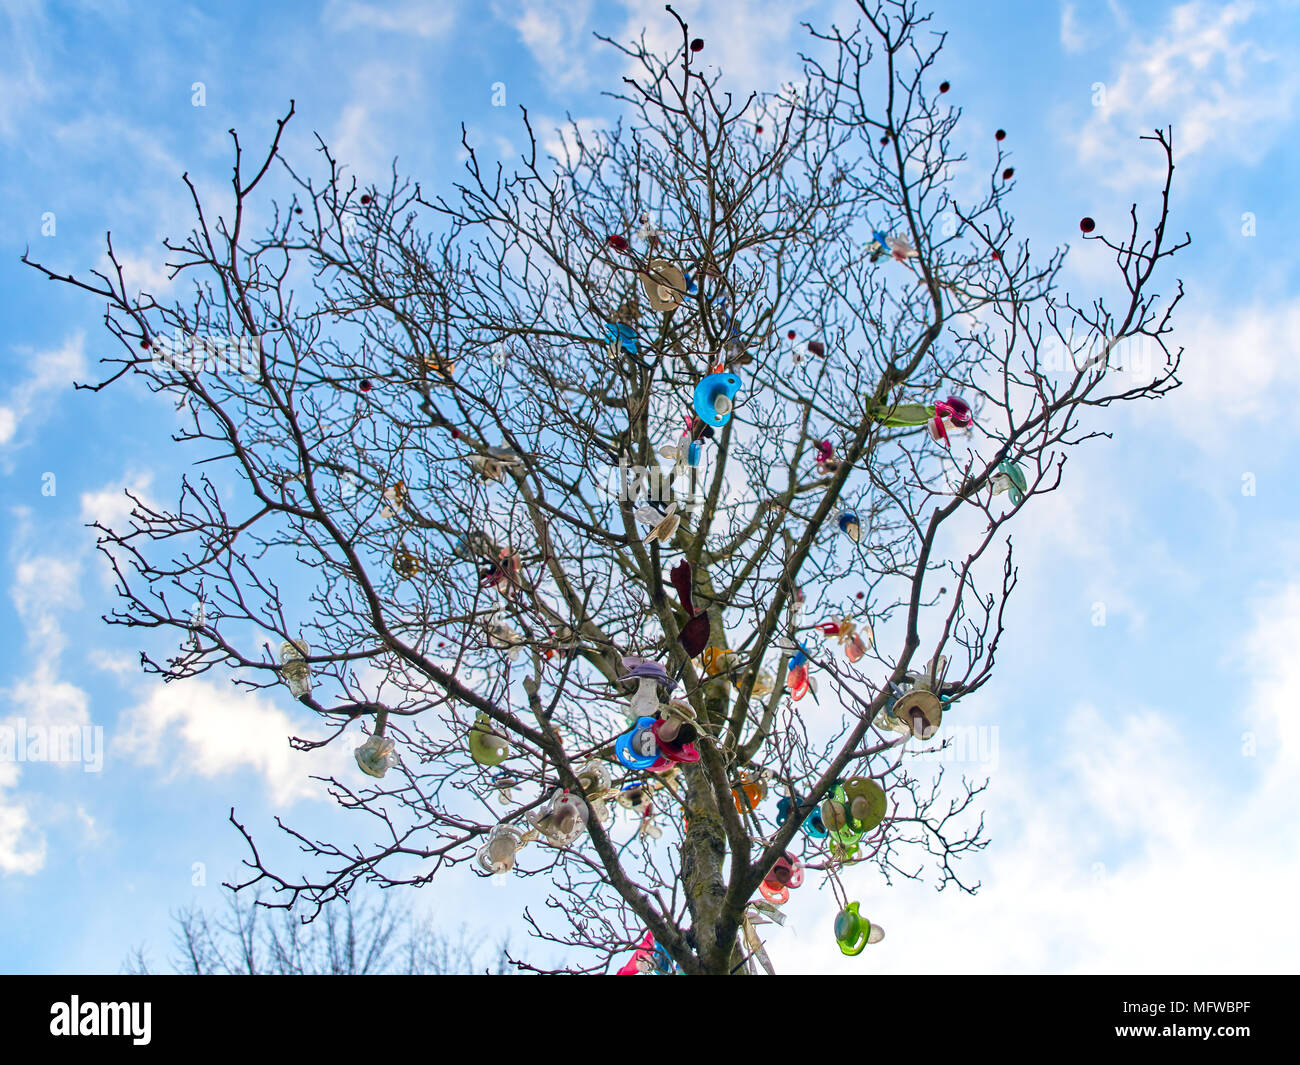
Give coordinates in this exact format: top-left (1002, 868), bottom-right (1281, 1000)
top-left (3, 548), bottom-right (88, 730)
top-left (0, 0), bottom-right (49, 141)
top-left (1074, 1), bottom-right (1299, 188)
top-left (619, 0), bottom-right (817, 97)
top-left (496, 0), bottom-right (594, 89)
top-left (328, 60), bottom-right (426, 174)
top-left (110, 252), bottom-right (175, 299)
top-left (496, 0), bottom-right (817, 98)
top-left (114, 678), bottom-right (355, 807)
top-left (1060, 2), bottom-right (1089, 53)
top-left (1152, 294), bottom-right (1300, 451)
top-left (79, 471), bottom-right (158, 532)
top-left (323, 0), bottom-right (457, 38)
top-left (540, 115), bottom-right (606, 167)
top-left (0, 799), bottom-right (46, 876)
top-left (0, 534), bottom-right (90, 877)
top-left (764, 577), bottom-right (1300, 974)
top-left (0, 333), bottom-right (86, 456)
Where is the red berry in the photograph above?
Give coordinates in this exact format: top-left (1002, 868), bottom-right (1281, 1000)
top-left (995, 129), bottom-right (1006, 141)
top-left (787, 330), bottom-right (796, 340)
top-left (451, 428), bottom-right (461, 439)
top-left (607, 234), bottom-right (629, 252)
top-left (1080, 217), bottom-right (1096, 233)
top-left (880, 135), bottom-right (889, 145)
top-left (294, 207), bottom-right (303, 215)
top-left (690, 38), bottom-right (704, 52)
top-left (1002, 167), bottom-right (1014, 180)
top-left (139, 338), bottom-right (151, 350)
top-left (756, 125), bottom-right (764, 134)
top-left (939, 81), bottom-right (950, 93)
top-left (360, 194), bottom-right (371, 205)
top-left (360, 379), bottom-right (373, 392)
top-left (992, 251), bottom-right (1002, 260)
top-left (438, 641), bottom-right (445, 648)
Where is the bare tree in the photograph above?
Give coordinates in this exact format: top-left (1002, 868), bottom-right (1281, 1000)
top-left (27, 1), bottom-right (1184, 974)
top-left (124, 888), bottom-right (512, 975)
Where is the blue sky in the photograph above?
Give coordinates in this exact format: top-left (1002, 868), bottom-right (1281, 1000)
top-left (2, 0), bottom-right (1298, 974)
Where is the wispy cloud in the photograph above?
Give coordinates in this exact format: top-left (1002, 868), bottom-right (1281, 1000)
top-left (1060, 2), bottom-right (1089, 53)
top-left (1153, 293), bottom-right (1300, 451)
top-left (0, 513), bottom-right (91, 876)
top-left (114, 678), bottom-right (355, 807)
top-left (0, 333), bottom-right (86, 457)
top-left (1074, 1), bottom-right (1300, 187)
top-left (494, 0), bottom-right (596, 89)
top-left (323, 0), bottom-right (458, 39)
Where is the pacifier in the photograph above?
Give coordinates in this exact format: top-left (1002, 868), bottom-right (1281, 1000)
top-left (576, 760), bottom-right (615, 824)
top-left (640, 259), bottom-right (688, 312)
top-left (603, 321), bottom-right (638, 356)
top-left (698, 646), bottom-right (735, 677)
top-left (476, 822), bottom-right (529, 875)
top-left (776, 793), bottom-right (829, 839)
top-left (485, 611), bottom-right (524, 661)
top-left (928, 395), bottom-right (973, 447)
top-left (354, 733), bottom-right (396, 778)
top-left (693, 371), bottom-right (742, 428)
top-left (820, 616), bottom-right (872, 663)
top-left (279, 639), bottom-right (312, 699)
top-left (635, 501), bottom-right (681, 544)
top-left (834, 901), bottom-right (884, 955)
top-left (759, 852), bottom-right (805, 905)
top-left (616, 933), bottom-right (657, 975)
top-left (651, 714), bottom-right (700, 765)
top-left (620, 657), bottom-right (675, 722)
top-left (838, 510), bottom-right (861, 543)
top-left (785, 642), bottom-right (817, 701)
top-left (884, 655), bottom-right (949, 739)
top-left (888, 235), bottom-right (917, 261)
top-left (576, 760), bottom-right (612, 796)
top-left (990, 459), bottom-right (1028, 506)
top-left (814, 439), bottom-right (841, 476)
top-left (732, 770), bottom-right (768, 815)
top-left (841, 776), bottom-right (887, 832)
top-left (615, 716), bottom-right (663, 771)
top-left (380, 480), bottom-right (407, 516)
top-left (820, 782), bottom-right (864, 835)
top-left (891, 687), bottom-right (943, 739)
top-left (491, 768), bottom-right (522, 804)
top-left (393, 546), bottom-right (422, 579)
top-left (468, 712), bottom-right (511, 766)
top-left (617, 781), bottom-right (651, 811)
top-left (527, 787), bottom-right (590, 847)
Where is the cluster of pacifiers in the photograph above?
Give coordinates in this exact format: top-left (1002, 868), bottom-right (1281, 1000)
top-left (614, 658), bottom-right (702, 771)
top-left (616, 933), bottom-right (679, 976)
top-left (616, 704), bottom-right (702, 771)
top-left (875, 655), bottom-right (952, 741)
top-left (818, 615), bottom-right (872, 663)
top-left (474, 785), bottom-right (593, 876)
top-left (775, 776), bottom-right (887, 862)
top-left (785, 641), bottom-right (818, 701)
